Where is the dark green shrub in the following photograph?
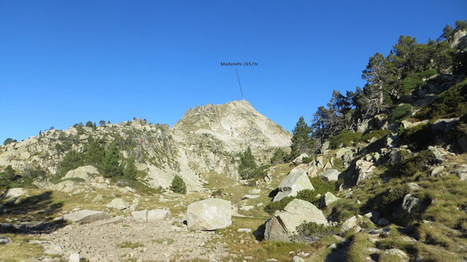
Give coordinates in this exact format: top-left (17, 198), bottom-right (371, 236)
top-left (295, 222), bottom-right (336, 242)
top-left (101, 142), bottom-right (123, 178)
top-left (397, 150), bottom-right (437, 178)
top-left (399, 69), bottom-right (437, 96)
top-left (302, 156), bottom-right (313, 163)
top-left (309, 177), bottom-right (337, 196)
top-left (270, 148), bottom-right (287, 164)
top-left (329, 130), bottom-right (362, 149)
top-left (361, 130), bottom-right (392, 142)
top-left (264, 196), bottom-right (294, 215)
top-left (400, 123), bottom-right (433, 150)
top-left (3, 138), bottom-right (17, 145)
top-left (58, 150), bottom-right (84, 177)
top-left (382, 185), bottom-right (410, 206)
top-left (296, 189), bottom-right (318, 203)
top-left (416, 79), bottom-right (467, 120)
top-left (170, 175), bottom-right (187, 194)
top-left (389, 104), bottom-right (412, 122)
top-left (123, 157), bottom-right (138, 180)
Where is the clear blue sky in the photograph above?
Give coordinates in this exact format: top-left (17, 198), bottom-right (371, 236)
top-left (0, 1), bottom-right (465, 142)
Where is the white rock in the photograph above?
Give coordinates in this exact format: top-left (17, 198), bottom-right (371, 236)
top-left (273, 169), bottom-right (313, 202)
top-left (64, 210), bottom-right (111, 224)
top-left (321, 192), bottom-right (339, 207)
top-left (3, 188), bottom-right (28, 199)
top-left (320, 169), bottom-right (340, 182)
top-left (341, 216), bottom-right (358, 233)
top-left (147, 209), bottom-right (172, 222)
top-left (131, 210), bottom-right (148, 223)
top-left (186, 198), bottom-right (231, 230)
top-left (106, 198), bottom-right (130, 210)
top-left (63, 165), bottom-right (99, 182)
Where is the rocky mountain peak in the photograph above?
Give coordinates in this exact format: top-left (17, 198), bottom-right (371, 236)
top-left (173, 100), bottom-right (291, 152)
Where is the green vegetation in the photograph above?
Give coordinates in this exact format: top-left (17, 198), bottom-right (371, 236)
top-left (389, 104), bottom-right (412, 122)
top-left (264, 177), bottom-right (336, 215)
top-left (295, 222), bottom-right (336, 242)
top-left (346, 233), bottom-right (372, 261)
top-left (416, 78), bottom-right (467, 120)
top-left (238, 146), bottom-right (258, 179)
top-left (117, 241), bottom-right (145, 249)
top-left (329, 130), bottom-right (362, 149)
top-left (289, 116), bottom-right (315, 160)
top-left (361, 129), bottom-right (392, 142)
top-left (3, 138), bottom-right (17, 145)
top-left (270, 148), bottom-right (287, 165)
top-left (170, 175), bottom-right (187, 194)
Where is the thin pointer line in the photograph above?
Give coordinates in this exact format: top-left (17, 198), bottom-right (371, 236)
top-left (236, 67), bottom-right (244, 98)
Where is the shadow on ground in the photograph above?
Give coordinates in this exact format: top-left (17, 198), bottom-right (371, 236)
top-left (0, 190), bottom-right (66, 234)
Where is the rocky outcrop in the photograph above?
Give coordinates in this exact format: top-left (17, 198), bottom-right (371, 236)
top-left (273, 169), bottom-right (313, 202)
top-left (186, 198), bottom-right (231, 231)
top-left (63, 165), bottom-right (99, 182)
top-left (64, 210), bottom-right (111, 224)
top-left (264, 199), bottom-right (327, 242)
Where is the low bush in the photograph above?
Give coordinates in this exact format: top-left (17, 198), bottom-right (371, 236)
top-left (389, 104), bottom-right (412, 122)
top-left (416, 79), bottom-right (467, 120)
top-left (294, 222), bottom-right (336, 243)
top-left (329, 130), bottom-right (362, 149)
top-left (264, 196), bottom-right (294, 215)
top-left (361, 129), bottom-right (393, 142)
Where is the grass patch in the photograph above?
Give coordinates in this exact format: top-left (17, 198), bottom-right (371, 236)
top-left (117, 241), bottom-right (145, 249)
top-left (0, 235), bottom-right (44, 261)
top-left (346, 233), bottom-right (372, 261)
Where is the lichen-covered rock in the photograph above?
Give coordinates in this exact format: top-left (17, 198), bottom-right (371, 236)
top-left (186, 198), bottom-right (231, 231)
top-left (273, 169), bottom-right (313, 202)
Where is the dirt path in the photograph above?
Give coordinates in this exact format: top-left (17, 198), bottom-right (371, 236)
top-left (42, 216), bottom-right (230, 261)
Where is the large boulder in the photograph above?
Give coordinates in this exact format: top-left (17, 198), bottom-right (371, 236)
top-left (264, 199), bottom-right (327, 242)
top-left (186, 198), bottom-right (231, 231)
top-left (63, 165), bottom-right (99, 182)
top-left (64, 210), bottom-right (111, 224)
top-left (273, 169), bottom-right (314, 202)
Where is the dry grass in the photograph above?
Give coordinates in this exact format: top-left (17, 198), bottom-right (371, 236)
top-left (0, 235), bottom-right (44, 261)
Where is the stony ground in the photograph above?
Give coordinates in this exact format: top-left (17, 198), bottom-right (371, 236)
top-left (40, 216), bottom-right (229, 261)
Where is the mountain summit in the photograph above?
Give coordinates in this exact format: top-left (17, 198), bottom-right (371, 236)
top-left (173, 100), bottom-right (291, 152)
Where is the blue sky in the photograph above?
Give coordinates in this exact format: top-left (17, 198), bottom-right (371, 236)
top-left (0, 1), bottom-right (465, 142)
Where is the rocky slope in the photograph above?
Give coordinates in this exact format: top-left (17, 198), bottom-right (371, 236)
top-left (0, 100), bottom-right (291, 191)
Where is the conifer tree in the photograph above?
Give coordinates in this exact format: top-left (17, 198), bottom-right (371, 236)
top-left (101, 142), bottom-right (123, 178)
top-left (290, 116), bottom-right (314, 160)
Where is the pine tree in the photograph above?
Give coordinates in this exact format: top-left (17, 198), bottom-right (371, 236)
top-left (238, 146), bottom-right (258, 179)
top-left (123, 157), bottom-right (138, 180)
top-left (170, 175), bottom-right (186, 194)
top-left (290, 116), bottom-right (314, 160)
top-left (101, 142), bottom-right (123, 178)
